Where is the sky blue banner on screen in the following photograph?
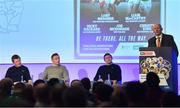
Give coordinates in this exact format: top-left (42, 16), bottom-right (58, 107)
top-left (0, 0), bottom-right (180, 63)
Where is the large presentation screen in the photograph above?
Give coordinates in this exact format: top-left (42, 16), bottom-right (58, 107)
top-left (0, 0), bottom-right (179, 63)
top-left (75, 0), bottom-right (161, 62)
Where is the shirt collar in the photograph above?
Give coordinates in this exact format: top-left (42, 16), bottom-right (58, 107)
top-left (156, 34), bottom-right (162, 39)
top-left (106, 62), bottom-right (113, 65)
top-left (52, 64), bottom-right (60, 67)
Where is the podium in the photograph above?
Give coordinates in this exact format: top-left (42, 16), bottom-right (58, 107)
top-left (139, 47), bottom-right (178, 94)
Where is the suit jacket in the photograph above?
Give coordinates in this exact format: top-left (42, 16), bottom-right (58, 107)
top-left (148, 33), bottom-right (179, 57)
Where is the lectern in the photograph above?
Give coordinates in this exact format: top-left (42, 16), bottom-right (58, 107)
top-left (139, 47), bottom-right (178, 94)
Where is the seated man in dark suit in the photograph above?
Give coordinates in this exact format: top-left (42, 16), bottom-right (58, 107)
top-left (148, 24), bottom-right (179, 56)
top-left (5, 55), bottom-right (32, 85)
top-left (94, 53), bottom-right (122, 86)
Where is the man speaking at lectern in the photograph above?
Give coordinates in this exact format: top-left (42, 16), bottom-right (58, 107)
top-left (148, 24), bottom-right (179, 57)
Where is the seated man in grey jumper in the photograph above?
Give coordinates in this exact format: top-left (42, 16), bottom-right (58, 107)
top-left (42, 53), bottom-right (70, 86)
